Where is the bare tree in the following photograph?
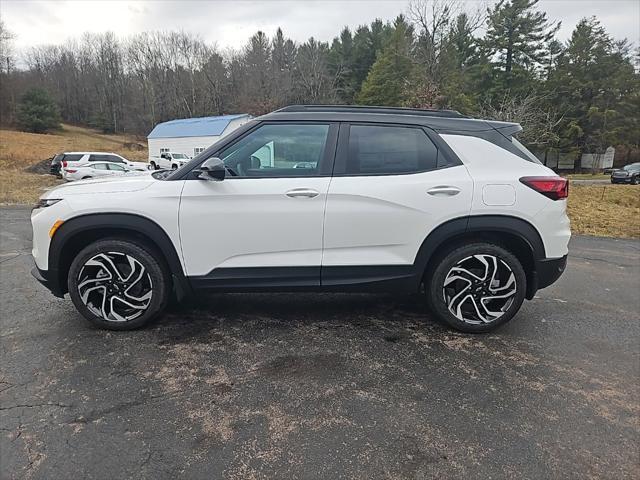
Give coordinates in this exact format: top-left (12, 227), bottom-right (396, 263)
top-left (0, 20), bottom-right (15, 74)
top-left (479, 92), bottom-right (562, 146)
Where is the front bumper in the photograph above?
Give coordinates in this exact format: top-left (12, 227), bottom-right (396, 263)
top-left (526, 255), bottom-right (568, 299)
top-left (31, 266), bottom-right (65, 298)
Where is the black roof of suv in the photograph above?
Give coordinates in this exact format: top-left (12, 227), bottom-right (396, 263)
top-left (260, 105), bottom-right (521, 136)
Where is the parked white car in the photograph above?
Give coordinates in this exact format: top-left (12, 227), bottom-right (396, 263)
top-left (57, 152), bottom-right (149, 172)
top-left (149, 152), bottom-right (190, 170)
top-left (61, 162), bottom-right (132, 181)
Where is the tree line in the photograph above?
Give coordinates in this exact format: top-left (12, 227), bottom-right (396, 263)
top-left (0, 0), bottom-right (638, 161)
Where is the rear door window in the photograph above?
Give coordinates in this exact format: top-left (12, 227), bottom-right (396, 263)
top-left (343, 125), bottom-right (439, 175)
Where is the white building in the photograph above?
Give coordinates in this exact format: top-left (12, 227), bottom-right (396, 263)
top-left (147, 114), bottom-right (251, 159)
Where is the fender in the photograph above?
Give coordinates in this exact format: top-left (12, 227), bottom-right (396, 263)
top-left (48, 213), bottom-right (190, 298)
top-left (413, 214), bottom-right (546, 279)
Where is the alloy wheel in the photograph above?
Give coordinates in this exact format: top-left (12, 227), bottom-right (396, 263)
top-left (443, 254), bottom-right (517, 325)
top-left (77, 252), bottom-right (153, 322)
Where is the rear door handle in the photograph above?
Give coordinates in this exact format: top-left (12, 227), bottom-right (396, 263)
top-left (285, 188), bottom-right (320, 198)
top-left (427, 186), bottom-right (461, 196)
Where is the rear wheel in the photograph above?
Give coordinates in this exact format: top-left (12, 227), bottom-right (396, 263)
top-left (150, 161), bottom-right (158, 170)
top-left (67, 239), bottom-right (170, 330)
top-left (426, 243), bottom-right (526, 333)
top-left (82, 176), bottom-right (92, 179)
top-left (171, 164), bottom-right (178, 170)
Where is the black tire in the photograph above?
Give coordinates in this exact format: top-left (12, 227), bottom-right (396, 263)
top-left (150, 161), bottom-right (158, 170)
top-left (632, 176), bottom-right (639, 185)
top-left (82, 176), bottom-right (92, 180)
top-left (426, 243), bottom-right (527, 333)
top-left (171, 164), bottom-right (178, 170)
top-left (67, 238), bottom-right (170, 330)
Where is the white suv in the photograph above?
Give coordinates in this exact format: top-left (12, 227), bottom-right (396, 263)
top-left (31, 105), bottom-right (570, 332)
top-left (54, 152), bottom-right (149, 173)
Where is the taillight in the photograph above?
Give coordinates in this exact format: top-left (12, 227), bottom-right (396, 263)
top-left (65, 169), bottom-right (77, 173)
top-left (520, 176), bottom-right (568, 200)
top-left (62, 160), bottom-right (67, 167)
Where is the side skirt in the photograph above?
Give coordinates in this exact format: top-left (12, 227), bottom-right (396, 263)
top-left (189, 265), bottom-right (420, 293)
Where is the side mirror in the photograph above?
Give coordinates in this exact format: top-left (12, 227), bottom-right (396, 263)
top-left (195, 157), bottom-right (225, 181)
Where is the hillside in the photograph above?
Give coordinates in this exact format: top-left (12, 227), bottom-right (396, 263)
top-left (0, 125), bottom-right (147, 204)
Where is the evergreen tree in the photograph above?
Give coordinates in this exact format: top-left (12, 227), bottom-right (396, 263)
top-left (357, 17), bottom-right (414, 106)
top-left (17, 88), bottom-right (61, 133)
top-left (549, 17), bottom-right (639, 158)
top-left (484, 0), bottom-right (560, 88)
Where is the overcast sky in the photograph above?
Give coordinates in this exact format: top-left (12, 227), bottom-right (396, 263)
top-left (3, 0), bottom-right (639, 55)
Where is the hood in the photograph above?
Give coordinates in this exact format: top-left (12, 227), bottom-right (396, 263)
top-left (43, 172), bottom-right (156, 199)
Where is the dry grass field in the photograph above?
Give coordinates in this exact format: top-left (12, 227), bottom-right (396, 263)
top-left (0, 125), bottom-right (147, 204)
top-left (1, 126), bottom-right (638, 238)
top-left (568, 184), bottom-right (640, 238)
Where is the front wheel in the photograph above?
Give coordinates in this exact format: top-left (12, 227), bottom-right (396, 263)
top-left (631, 176), bottom-right (639, 185)
top-left (67, 239), bottom-right (170, 330)
top-left (426, 243), bottom-right (527, 333)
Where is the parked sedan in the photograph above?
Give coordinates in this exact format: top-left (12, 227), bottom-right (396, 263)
top-left (61, 162), bottom-right (132, 181)
top-left (611, 163), bottom-right (640, 184)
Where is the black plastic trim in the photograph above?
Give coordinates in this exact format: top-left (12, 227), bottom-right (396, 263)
top-left (534, 255), bottom-right (567, 290)
top-left (31, 266), bottom-right (64, 298)
top-left (190, 265), bottom-right (418, 293)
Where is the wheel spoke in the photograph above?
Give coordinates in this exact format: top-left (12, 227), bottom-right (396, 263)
top-left (444, 266), bottom-right (481, 286)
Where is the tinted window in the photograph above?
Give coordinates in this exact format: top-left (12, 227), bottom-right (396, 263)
top-left (63, 154), bottom-right (84, 162)
top-left (106, 155), bottom-right (124, 163)
top-left (93, 163), bottom-right (109, 170)
top-left (219, 124), bottom-right (329, 177)
top-left (346, 125), bottom-right (438, 175)
top-left (107, 163), bottom-right (126, 171)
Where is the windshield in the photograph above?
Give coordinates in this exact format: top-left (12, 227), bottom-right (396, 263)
top-left (623, 163), bottom-right (640, 171)
top-left (172, 153), bottom-right (188, 159)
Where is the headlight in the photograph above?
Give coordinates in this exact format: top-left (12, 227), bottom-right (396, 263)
top-left (33, 198), bottom-right (62, 210)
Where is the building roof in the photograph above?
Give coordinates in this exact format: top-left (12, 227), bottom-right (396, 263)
top-left (147, 114), bottom-right (250, 139)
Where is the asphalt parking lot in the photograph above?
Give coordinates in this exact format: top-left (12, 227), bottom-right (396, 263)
top-left (1, 206), bottom-right (639, 479)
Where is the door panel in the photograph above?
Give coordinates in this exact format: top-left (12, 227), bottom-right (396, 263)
top-left (322, 124), bottom-right (473, 268)
top-left (323, 166), bottom-right (472, 266)
top-left (180, 177), bottom-right (331, 276)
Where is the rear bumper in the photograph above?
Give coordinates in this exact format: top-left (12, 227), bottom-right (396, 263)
top-left (526, 255), bottom-right (567, 299)
top-left (31, 266), bottom-right (65, 298)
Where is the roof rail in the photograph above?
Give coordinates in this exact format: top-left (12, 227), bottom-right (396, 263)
top-left (276, 104), bottom-right (466, 118)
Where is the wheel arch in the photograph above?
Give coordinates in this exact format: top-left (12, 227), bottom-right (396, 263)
top-left (49, 213), bottom-right (190, 298)
top-left (414, 215), bottom-right (546, 299)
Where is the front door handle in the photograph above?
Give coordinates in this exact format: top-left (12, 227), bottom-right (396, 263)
top-left (285, 188), bottom-right (320, 198)
top-left (427, 186), bottom-right (461, 196)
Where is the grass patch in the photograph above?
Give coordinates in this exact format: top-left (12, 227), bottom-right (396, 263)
top-left (568, 185), bottom-right (640, 238)
top-left (0, 125), bottom-right (147, 204)
top-left (563, 173), bottom-right (610, 180)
